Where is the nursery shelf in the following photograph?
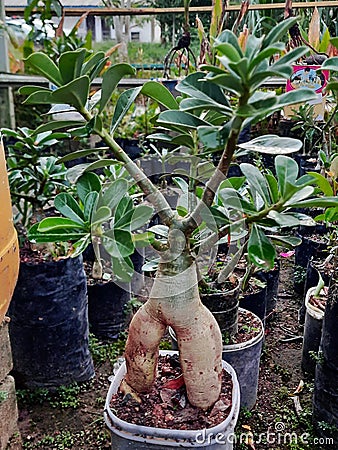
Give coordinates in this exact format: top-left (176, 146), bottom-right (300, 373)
top-left (0, 73), bottom-right (287, 89)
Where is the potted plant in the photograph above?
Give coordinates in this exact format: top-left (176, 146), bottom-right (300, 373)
top-left (18, 19), bottom-right (338, 446)
top-left (0, 127), bottom-right (95, 389)
top-left (28, 168), bottom-right (153, 339)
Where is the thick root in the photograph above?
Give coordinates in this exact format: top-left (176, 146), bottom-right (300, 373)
top-left (124, 304), bottom-right (166, 393)
top-left (174, 303), bottom-right (223, 410)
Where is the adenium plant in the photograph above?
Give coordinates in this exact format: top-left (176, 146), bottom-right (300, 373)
top-left (19, 18), bottom-right (338, 410)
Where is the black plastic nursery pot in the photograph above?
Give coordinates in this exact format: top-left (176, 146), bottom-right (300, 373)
top-left (301, 287), bottom-right (326, 375)
top-left (257, 263), bottom-right (280, 318)
top-left (104, 350), bottom-right (240, 449)
top-left (8, 255), bottom-right (94, 389)
top-left (294, 226), bottom-right (328, 269)
top-left (313, 277), bottom-right (338, 445)
top-left (201, 283), bottom-right (240, 337)
top-left (239, 280), bottom-right (267, 325)
top-left (88, 280), bottom-right (131, 340)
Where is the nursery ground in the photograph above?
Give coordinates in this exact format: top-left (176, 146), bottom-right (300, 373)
top-left (7, 258), bottom-right (331, 450)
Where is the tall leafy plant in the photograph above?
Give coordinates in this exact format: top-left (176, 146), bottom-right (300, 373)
top-left (19, 18), bottom-right (338, 410)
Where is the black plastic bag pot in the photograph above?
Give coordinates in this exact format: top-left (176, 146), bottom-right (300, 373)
top-left (313, 276), bottom-right (338, 445)
top-left (201, 283), bottom-right (240, 337)
top-left (294, 226), bottom-right (328, 268)
top-left (8, 255), bottom-right (94, 389)
top-left (88, 280), bottom-right (131, 340)
top-left (257, 263), bottom-right (280, 318)
top-left (239, 282), bottom-right (267, 325)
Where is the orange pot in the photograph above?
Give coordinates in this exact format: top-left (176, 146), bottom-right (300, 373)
top-left (0, 140), bottom-right (19, 323)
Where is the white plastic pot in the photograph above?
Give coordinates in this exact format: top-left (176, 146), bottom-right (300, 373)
top-left (104, 350), bottom-right (240, 449)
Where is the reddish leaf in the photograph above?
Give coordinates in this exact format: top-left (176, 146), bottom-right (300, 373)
top-left (162, 374), bottom-right (185, 390)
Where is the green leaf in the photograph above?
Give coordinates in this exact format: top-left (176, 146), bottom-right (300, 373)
top-left (81, 51), bottom-right (105, 76)
top-left (157, 110), bottom-right (210, 130)
top-left (77, 172), bottom-right (102, 203)
top-left (28, 223), bottom-right (87, 243)
top-left (265, 174), bottom-right (279, 204)
top-left (111, 255), bottom-right (134, 283)
top-left (268, 211), bottom-right (300, 227)
top-left (92, 206), bottom-right (111, 226)
top-left (215, 30), bottom-right (243, 57)
top-left (129, 205), bottom-right (153, 231)
top-left (23, 90), bottom-right (53, 104)
top-left (83, 191), bottom-right (99, 222)
top-left (263, 17), bottom-right (299, 48)
top-left (248, 44), bottom-right (285, 71)
top-left (99, 63), bottom-right (136, 113)
top-left (286, 197), bottom-right (338, 209)
top-left (206, 73), bottom-right (244, 96)
top-left (51, 76), bottom-right (90, 110)
top-left (141, 80), bottom-right (179, 110)
top-left (66, 160), bottom-right (121, 183)
top-left (54, 193), bottom-right (85, 224)
top-left (59, 49), bottom-right (87, 84)
top-left (148, 225), bottom-right (169, 238)
top-left (24, 52), bottom-right (63, 86)
top-left (59, 150), bottom-right (99, 165)
top-left (284, 186), bottom-right (315, 206)
top-left (72, 235), bottom-right (92, 258)
top-left (100, 179), bottom-right (129, 211)
top-left (274, 46), bottom-right (309, 68)
top-left (276, 89), bottom-right (317, 108)
top-left (132, 232), bottom-right (155, 247)
top-left (322, 57), bottom-right (338, 72)
top-left (240, 163), bottom-right (271, 206)
top-left (176, 72), bottom-right (230, 106)
top-left (18, 85), bottom-right (51, 96)
top-left (37, 217), bottom-right (86, 231)
top-left (248, 224), bottom-right (276, 270)
top-left (218, 188), bottom-right (256, 214)
top-left (268, 234), bottom-right (302, 248)
top-left (326, 81), bottom-right (338, 93)
top-left (111, 87), bottom-right (142, 133)
top-left (114, 197), bottom-right (133, 226)
top-left (34, 120), bottom-right (85, 134)
top-left (275, 155), bottom-right (299, 196)
top-left (103, 229), bottom-right (134, 257)
top-left (198, 126), bottom-right (225, 151)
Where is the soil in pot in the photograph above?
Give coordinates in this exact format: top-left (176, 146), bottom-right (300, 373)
top-left (239, 277), bottom-right (267, 325)
top-left (110, 353), bottom-right (233, 430)
top-left (294, 229), bottom-right (329, 269)
top-left (105, 350), bottom-right (240, 449)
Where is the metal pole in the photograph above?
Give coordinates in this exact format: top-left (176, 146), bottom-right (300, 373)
top-left (0, 1), bottom-right (15, 129)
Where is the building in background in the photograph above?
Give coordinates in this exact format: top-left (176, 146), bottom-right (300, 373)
top-left (4, 0), bottom-right (161, 43)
